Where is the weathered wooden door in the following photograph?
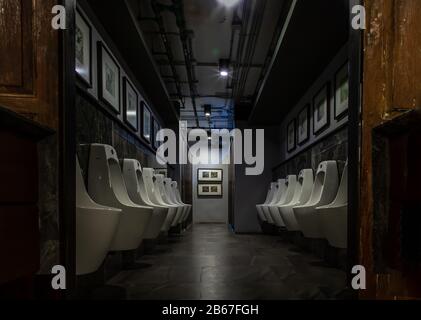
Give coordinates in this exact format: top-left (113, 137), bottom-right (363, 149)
top-left (360, 0), bottom-right (421, 299)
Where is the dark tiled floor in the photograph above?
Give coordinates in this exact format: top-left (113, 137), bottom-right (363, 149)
top-left (108, 224), bottom-right (347, 300)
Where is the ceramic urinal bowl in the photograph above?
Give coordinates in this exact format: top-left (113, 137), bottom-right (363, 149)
top-left (155, 174), bottom-right (184, 228)
top-left (262, 179), bottom-right (286, 224)
top-left (143, 168), bottom-right (177, 232)
top-left (76, 158), bottom-right (121, 275)
top-left (269, 175), bottom-right (297, 227)
top-left (164, 178), bottom-right (186, 225)
top-left (256, 183), bottom-right (277, 222)
top-left (88, 144), bottom-right (153, 251)
top-left (293, 161), bottom-right (339, 239)
top-left (172, 181), bottom-right (192, 223)
top-left (316, 162), bottom-right (348, 249)
top-left (279, 169), bottom-right (314, 231)
top-left (122, 159), bottom-right (169, 240)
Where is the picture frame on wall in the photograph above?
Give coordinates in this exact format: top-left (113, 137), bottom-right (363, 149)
top-left (198, 184), bottom-right (223, 198)
top-left (334, 63), bottom-right (349, 120)
top-left (142, 102), bottom-right (152, 142)
top-left (97, 42), bottom-right (120, 113)
top-left (123, 77), bottom-right (138, 131)
top-left (198, 169), bottom-right (223, 183)
top-left (75, 9), bottom-right (92, 87)
top-left (313, 85), bottom-right (330, 135)
top-left (287, 119), bottom-right (296, 152)
top-left (297, 104), bottom-right (310, 145)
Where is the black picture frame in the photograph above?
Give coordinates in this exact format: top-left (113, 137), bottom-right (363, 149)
top-left (334, 62), bottom-right (350, 120)
top-left (153, 119), bottom-right (160, 149)
top-left (123, 77), bottom-right (139, 131)
top-left (197, 183), bottom-right (223, 198)
top-left (197, 168), bottom-right (223, 183)
top-left (141, 101), bottom-right (152, 143)
top-left (297, 104), bottom-right (310, 145)
top-left (313, 84), bottom-right (330, 135)
top-left (75, 9), bottom-right (92, 88)
top-left (97, 41), bottom-right (121, 114)
top-left (287, 119), bottom-right (296, 152)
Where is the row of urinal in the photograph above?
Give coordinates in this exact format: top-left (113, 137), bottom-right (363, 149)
top-left (76, 144), bottom-right (192, 276)
top-left (256, 161), bottom-right (348, 249)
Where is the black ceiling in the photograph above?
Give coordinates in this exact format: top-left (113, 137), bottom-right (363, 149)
top-left (86, 0), bottom-right (179, 126)
top-left (248, 0), bottom-right (349, 125)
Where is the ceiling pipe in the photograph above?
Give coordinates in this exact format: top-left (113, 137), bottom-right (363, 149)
top-left (153, 0), bottom-right (200, 128)
top-left (237, 0), bottom-right (267, 100)
top-left (148, 0), bottom-right (186, 109)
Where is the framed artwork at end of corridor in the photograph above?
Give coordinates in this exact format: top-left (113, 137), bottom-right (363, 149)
top-left (198, 169), bottom-right (223, 182)
top-left (198, 184), bottom-right (223, 198)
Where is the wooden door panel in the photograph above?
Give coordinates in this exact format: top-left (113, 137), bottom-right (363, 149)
top-left (0, 0), bottom-right (59, 130)
top-left (0, 0), bottom-right (34, 95)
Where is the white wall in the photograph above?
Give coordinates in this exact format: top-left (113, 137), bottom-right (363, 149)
top-left (192, 146), bottom-right (229, 224)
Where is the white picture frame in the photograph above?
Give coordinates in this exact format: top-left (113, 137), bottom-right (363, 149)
top-left (198, 184), bottom-right (223, 197)
top-left (123, 77), bottom-right (138, 131)
top-left (198, 169), bottom-right (223, 182)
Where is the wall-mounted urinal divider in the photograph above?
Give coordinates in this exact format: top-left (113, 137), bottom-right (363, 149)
top-left (87, 144), bottom-right (153, 271)
top-left (122, 160), bottom-right (169, 256)
top-left (269, 175), bottom-right (297, 229)
top-left (75, 156), bottom-right (126, 299)
top-left (171, 181), bottom-right (192, 231)
top-left (154, 174), bottom-right (184, 235)
top-left (317, 161), bottom-right (348, 250)
top-left (262, 179), bottom-right (285, 225)
top-left (293, 161), bottom-right (339, 240)
top-left (256, 182), bottom-right (277, 223)
top-left (143, 168), bottom-right (178, 237)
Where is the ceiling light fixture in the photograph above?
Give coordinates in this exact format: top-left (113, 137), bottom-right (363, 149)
top-left (219, 59), bottom-right (230, 77)
top-left (217, 0), bottom-right (240, 8)
top-left (204, 104), bottom-right (212, 118)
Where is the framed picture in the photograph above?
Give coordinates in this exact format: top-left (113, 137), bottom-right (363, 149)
top-left (198, 184), bottom-right (223, 198)
top-left (142, 102), bottom-right (152, 142)
top-left (313, 85), bottom-right (330, 135)
top-left (334, 63), bottom-right (349, 120)
top-left (75, 9), bottom-right (92, 87)
top-left (98, 42), bottom-right (120, 113)
top-left (198, 169), bottom-right (223, 182)
top-left (297, 104), bottom-right (310, 145)
top-left (123, 77), bottom-right (138, 131)
top-left (287, 119), bottom-right (296, 152)
top-left (154, 168), bottom-right (168, 177)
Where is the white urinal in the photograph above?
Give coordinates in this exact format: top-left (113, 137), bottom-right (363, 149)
top-left (155, 174), bottom-right (184, 228)
top-left (269, 175), bottom-right (297, 227)
top-left (122, 159), bottom-right (169, 240)
top-left (163, 178), bottom-right (188, 226)
top-left (172, 181), bottom-right (192, 223)
top-left (143, 168), bottom-right (177, 232)
top-left (262, 179), bottom-right (286, 224)
top-left (76, 158), bottom-right (121, 275)
top-left (256, 183), bottom-right (277, 222)
top-left (293, 161), bottom-right (339, 239)
top-left (88, 144), bottom-right (153, 251)
top-left (279, 169), bottom-right (314, 231)
top-left (316, 162), bottom-right (348, 248)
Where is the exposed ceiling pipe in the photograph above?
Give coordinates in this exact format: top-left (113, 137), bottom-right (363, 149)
top-left (147, 0), bottom-right (186, 109)
top-left (237, 0), bottom-right (267, 100)
top-left (169, 0), bottom-right (200, 128)
top-left (231, 0), bottom-right (252, 104)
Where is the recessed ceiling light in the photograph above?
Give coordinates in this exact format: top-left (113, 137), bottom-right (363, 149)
top-left (220, 70), bottom-right (229, 77)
